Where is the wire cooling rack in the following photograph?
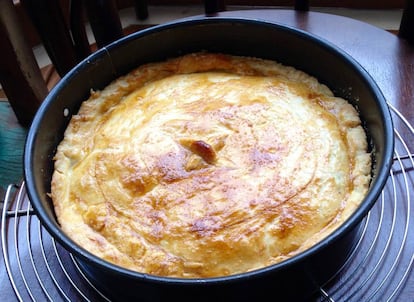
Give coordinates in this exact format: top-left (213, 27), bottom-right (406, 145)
top-left (1, 103), bottom-right (413, 302)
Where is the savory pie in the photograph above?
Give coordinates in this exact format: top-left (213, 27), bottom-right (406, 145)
top-left (51, 52), bottom-right (371, 278)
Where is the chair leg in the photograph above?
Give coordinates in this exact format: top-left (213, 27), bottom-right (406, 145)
top-left (134, 0), bottom-right (149, 20)
top-left (399, 0), bottom-right (414, 44)
top-left (70, 0), bottom-right (91, 61)
top-left (22, 0), bottom-right (78, 77)
top-left (294, 0), bottom-right (309, 11)
top-left (204, 0), bottom-right (226, 15)
top-left (0, 0), bottom-right (48, 127)
top-left (84, 0), bottom-right (123, 49)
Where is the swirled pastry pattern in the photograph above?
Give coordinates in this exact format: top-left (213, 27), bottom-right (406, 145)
top-left (51, 53), bottom-right (371, 278)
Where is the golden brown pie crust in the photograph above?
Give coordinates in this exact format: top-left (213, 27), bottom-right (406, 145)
top-left (51, 52), bottom-right (371, 278)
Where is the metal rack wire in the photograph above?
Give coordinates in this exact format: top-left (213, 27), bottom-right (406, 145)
top-left (1, 103), bottom-right (413, 302)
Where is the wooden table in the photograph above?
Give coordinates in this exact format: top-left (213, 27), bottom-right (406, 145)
top-left (1, 9), bottom-right (413, 302)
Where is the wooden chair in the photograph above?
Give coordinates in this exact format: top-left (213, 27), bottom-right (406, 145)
top-left (0, 0), bottom-right (127, 127)
top-left (0, 0), bottom-right (413, 127)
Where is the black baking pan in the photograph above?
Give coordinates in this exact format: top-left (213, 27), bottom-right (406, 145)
top-left (24, 17), bottom-right (394, 302)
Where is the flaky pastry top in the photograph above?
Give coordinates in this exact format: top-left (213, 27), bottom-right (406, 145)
top-left (51, 53), bottom-right (371, 278)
